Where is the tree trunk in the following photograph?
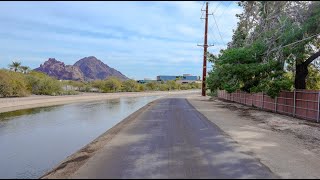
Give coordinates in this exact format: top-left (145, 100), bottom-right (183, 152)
top-left (294, 50), bottom-right (320, 89)
top-left (295, 63), bottom-right (308, 89)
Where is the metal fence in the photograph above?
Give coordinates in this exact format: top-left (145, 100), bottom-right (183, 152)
top-left (217, 90), bottom-right (320, 122)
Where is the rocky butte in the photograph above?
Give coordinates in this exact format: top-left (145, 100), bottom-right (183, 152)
top-left (34, 56), bottom-right (129, 81)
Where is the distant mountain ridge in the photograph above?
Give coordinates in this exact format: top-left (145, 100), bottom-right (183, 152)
top-left (34, 56), bottom-right (129, 81)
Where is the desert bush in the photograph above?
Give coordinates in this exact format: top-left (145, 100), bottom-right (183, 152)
top-left (145, 81), bottom-right (158, 91)
top-left (121, 79), bottom-right (139, 92)
top-left (165, 80), bottom-right (178, 90)
top-left (0, 70), bottom-right (30, 97)
top-left (102, 77), bottom-right (122, 93)
top-left (136, 84), bottom-right (146, 92)
top-left (26, 71), bottom-right (62, 95)
top-left (159, 83), bottom-right (169, 91)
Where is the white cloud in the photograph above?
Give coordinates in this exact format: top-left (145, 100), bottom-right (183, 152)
top-left (0, 1), bottom-right (242, 79)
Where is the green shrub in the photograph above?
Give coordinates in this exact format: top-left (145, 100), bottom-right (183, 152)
top-left (0, 70), bottom-right (30, 97)
top-left (102, 77), bottom-right (122, 93)
top-left (137, 84), bottom-right (146, 92)
top-left (26, 71), bottom-right (62, 96)
top-left (189, 82), bottom-right (201, 89)
top-left (159, 83), bottom-right (169, 91)
top-left (82, 84), bottom-right (92, 92)
top-left (165, 80), bottom-right (178, 90)
top-left (121, 80), bottom-right (139, 92)
top-left (180, 83), bottom-right (191, 90)
top-left (91, 80), bottom-right (104, 92)
top-left (145, 81), bottom-right (158, 91)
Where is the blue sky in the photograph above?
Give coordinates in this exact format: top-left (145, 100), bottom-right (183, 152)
top-left (0, 1), bottom-right (242, 80)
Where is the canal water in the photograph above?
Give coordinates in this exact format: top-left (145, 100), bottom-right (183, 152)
top-left (0, 96), bottom-right (161, 179)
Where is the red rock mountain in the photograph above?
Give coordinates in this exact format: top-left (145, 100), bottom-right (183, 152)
top-left (34, 56), bottom-right (128, 81)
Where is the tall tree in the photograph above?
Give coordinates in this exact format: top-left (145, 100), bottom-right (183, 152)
top-left (209, 1), bottom-right (320, 96)
top-left (9, 61), bottom-right (21, 72)
top-left (234, 1), bottom-right (320, 89)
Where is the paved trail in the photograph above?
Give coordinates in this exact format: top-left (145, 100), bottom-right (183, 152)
top-left (68, 98), bottom-right (276, 179)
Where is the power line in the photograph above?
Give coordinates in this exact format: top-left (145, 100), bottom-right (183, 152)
top-left (200, 1), bottom-right (206, 19)
top-left (216, 1), bottom-right (233, 23)
top-left (212, 1), bottom-right (221, 14)
top-left (208, 24), bottom-right (218, 46)
top-left (207, 7), bottom-right (217, 46)
top-left (201, 1), bottom-right (205, 9)
top-left (216, 1), bottom-right (234, 46)
top-left (208, 1), bottom-right (233, 46)
top-left (204, 9), bottom-right (216, 46)
top-left (212, 13), bottom-right (225, 45)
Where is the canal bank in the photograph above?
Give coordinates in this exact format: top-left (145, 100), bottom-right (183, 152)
top-left (0, 90), bottom-right (199, 113)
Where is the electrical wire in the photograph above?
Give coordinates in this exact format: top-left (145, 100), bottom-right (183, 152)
top-left (212, 13), bottom-right (225, 45)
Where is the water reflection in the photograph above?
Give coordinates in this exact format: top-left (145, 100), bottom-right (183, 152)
top-left (0, 106), bottom-right (59, 122)
top-left (0, 96), bottom-right (160, 179)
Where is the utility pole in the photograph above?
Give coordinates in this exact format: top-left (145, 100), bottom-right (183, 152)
top-left (198, 1), bottom-right (213, 96)
top-left (201, 2), bottom-right (209, 96)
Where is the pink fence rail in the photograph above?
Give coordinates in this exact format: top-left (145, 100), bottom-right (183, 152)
top-left (217, 90), bottom-right (320, 122)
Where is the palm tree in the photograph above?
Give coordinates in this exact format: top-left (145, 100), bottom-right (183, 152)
top-left (20, 66), bottom-right (30, 74)
top-left (9, 61), bottom-right (21, 72)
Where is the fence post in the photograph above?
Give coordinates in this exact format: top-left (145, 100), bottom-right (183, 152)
top-left (245, 93), bottom-right (246, 105)
top-left (251, 94), bottom-right (253, 107)
top-left (243, 92), bottom-right (245, 105)
top-left (293, 90), bottom-right (296, 117)
top-left (317, 91), bottom-right (320, 123)
top-left (275, 96), bottom-right (277, 112)
top-left (262, 93), bottom-right (264, 109)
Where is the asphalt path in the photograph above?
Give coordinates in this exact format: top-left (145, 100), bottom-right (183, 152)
top-left (68, 98), bottom-right (276, 179)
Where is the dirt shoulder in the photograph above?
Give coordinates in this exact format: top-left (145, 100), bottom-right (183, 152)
top-left (0, 90), bottom-right (199, 113)
top-left (187, 94), bottom-right (320, 179)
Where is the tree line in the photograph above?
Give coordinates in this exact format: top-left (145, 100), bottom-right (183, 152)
top-left (0, 61), bottom-right (201, 97)
top-left (63, 78), bottom-right (200, 93)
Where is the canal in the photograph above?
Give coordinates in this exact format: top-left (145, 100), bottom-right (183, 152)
top-left (0, 96), bottom-right (161, 179)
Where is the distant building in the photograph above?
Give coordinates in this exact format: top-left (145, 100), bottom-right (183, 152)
top-left (157, 75), bottom-right (179, 81)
